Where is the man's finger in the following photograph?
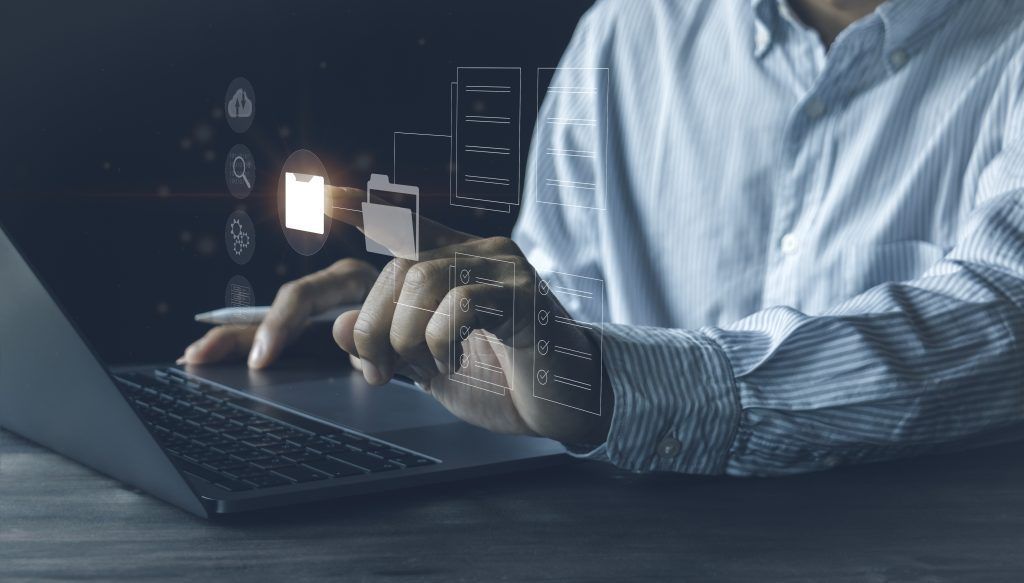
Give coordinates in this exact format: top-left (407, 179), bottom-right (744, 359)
top-left (351, 260), bottom-right (410, 384)
top-left (424, 279), bottom-right (531, 376)
top-left (333, 309), bottom-right (360, 357)
top-left (391, 258), bottom-right (453, 377)
top-left (249, 259), bottom-right (377, 369)
top-left (179, 325), bottom-right (256, 365)
top-left (335, 310), bottom-right (434, 388)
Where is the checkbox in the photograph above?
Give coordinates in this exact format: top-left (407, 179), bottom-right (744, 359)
top-left (460, 297), bottom-right (471, 312)
top-left (537, 310), bottom-right (550, 326)
top-left (537, 340), bottom-right (549, 355)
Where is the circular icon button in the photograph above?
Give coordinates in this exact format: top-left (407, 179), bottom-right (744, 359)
top-left (225, 210), bottom-right (255, 265)
top-left (225, 144), bottom-right (255, 199)
top-left (224, 77), bottom-right (255, 133)
top-left (224, 274), bottom-right (255, 318)
top-left (278, 149), bottom-right (332, 257)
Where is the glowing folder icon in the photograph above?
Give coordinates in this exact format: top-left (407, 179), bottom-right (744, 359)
top-left (285, 172), bottom-right (325, 235)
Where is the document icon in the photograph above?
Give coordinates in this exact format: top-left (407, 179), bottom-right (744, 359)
top-left (285, 172), bottom-right (326, 235)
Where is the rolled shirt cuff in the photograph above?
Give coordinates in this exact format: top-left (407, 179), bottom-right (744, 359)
top-left (565, 324), bottom-right (740, 474)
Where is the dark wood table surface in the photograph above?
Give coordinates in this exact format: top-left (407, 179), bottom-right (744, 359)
top-left (2, 427), bottom-right (1023, 582)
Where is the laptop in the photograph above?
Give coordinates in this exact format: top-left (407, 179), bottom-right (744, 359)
top-left (0, 222), bottom-right (566, 517)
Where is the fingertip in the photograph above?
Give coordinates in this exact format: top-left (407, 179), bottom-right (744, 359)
top-left (333, 309), bottom-right (360, 353)
top-left (433, 357), bottom-right (449, 376)
top-left (361, 358), bottom-right (383, 385)
top-left (247, 338), bottom-right (266, 369)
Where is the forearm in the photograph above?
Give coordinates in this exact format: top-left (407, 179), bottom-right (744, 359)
top-left (577, 192), bottom-right (1024, 476)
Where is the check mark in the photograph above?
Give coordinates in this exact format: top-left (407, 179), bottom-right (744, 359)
top-left (537, 339), bottom-right (550, 355)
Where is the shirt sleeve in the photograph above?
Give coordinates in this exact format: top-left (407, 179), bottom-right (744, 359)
top-left (587, 94), bottom-right (1024, 478)
top-left (513, 1), bottom-right (610, 309)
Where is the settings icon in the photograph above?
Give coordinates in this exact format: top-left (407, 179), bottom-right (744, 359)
top-left (230, 218), bottom-right (251, 256)
top-left (225, 211), bottom-right (255, 265)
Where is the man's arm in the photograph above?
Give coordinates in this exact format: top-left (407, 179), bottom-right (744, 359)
top-left (513, 1), bottom-right (1024, 475)
top-left (547, 73), bottom-right (1024, 476)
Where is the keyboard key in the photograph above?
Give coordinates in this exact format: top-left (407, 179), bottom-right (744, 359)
top-left (390, 455), bottom-right (435, 468)
top-left (272, 465), bottom-right (329, 483)
top-left (241, 436), bottom-right (282, 449)
top-left (173, 455), bottom-right (250, 491)
top-left (321, 432), bottom-right (365, 447)
top-left (194, 452), bottom-right (230, 465)
top-left (304, 439), bottom-right (339, 455)
top-left (281, 450), bottom-right (323, 464)
top-left (303, 458), bottom-right (365, 478)
top-left (247, 420), bottom-right (279, 432)
top-left (251, 457), bottom-right (295, 471)
top-left (270, 428), bottom-right (310, 441)
top-left (212, 442), bottom-right (249, 455)
top-left (327, 448), bottom-right (394, 472)
top-left (212, 479), bottom-right (253, 492)
top-left (231, 449), bottom-right (273, 463)
top-left (222, 466), bottom-right (267, 481)
top-left (244, 474), bottom-right (291, 489)
top-left (223, 429), bottom-right (262, 442)
top-left (262, 443), bottom-right (303, 456)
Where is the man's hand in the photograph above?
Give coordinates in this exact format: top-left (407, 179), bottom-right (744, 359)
top-left (177, 258), bottom-right (378, 368)
top-left (333, 236), bottom-right (612, 446)
top-left (180, 187), bottom-right (612, 447)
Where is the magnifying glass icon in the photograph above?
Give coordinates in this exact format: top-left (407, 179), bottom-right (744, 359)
top-left (232, 155), bottom-right (251, 190)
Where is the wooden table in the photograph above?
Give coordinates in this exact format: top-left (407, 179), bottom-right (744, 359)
top-left (2, 427), bottom-right (1023, 581)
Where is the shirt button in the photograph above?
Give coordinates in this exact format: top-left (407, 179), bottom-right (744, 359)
top-left (657, 437), bottom-right (681, 458)
top-left (780, 233), bottom-right (799, 256)
top-left (754, 25), bottom-right (770, 53)
top-left (805, 98), bottom-right (825, 119)
top-left (889, 49), bottom-right (909, 70)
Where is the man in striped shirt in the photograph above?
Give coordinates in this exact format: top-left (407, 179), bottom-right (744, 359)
top-left (182, 0), bottom-right (1024, 475)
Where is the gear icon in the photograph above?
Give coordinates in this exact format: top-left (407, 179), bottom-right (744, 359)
top-left (226, 211), bottom-right (254, 264)
top-left (229, 218), bottom-right (252, 256)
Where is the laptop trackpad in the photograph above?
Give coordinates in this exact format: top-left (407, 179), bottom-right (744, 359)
top-left (185, 362), bottom-right (457, 434)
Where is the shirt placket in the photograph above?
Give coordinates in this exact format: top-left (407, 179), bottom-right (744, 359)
top-left (763, 14), bottom-right (880, 309)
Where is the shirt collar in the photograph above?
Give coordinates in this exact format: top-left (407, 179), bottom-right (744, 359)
top-left (750, 0), bottom-right (962, 67)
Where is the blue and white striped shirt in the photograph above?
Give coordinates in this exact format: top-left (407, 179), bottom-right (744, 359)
top-left (513, 0), bottom-right (1024, 475)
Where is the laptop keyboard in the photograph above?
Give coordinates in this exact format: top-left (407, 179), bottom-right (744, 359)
top-left (115, 368), bottom-right (438, 493)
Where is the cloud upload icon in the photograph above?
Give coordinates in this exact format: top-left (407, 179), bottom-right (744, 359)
top-left (227, 88), bottom-right (253, 118)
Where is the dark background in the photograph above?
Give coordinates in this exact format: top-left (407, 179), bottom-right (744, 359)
top-left (0, 0), bottom-right (594, 364)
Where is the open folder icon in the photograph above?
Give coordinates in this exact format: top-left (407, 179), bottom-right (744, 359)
top-left (363, 174), bottom-right (419, 261)
top-left (285, 172), bottom-right (325, 235)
